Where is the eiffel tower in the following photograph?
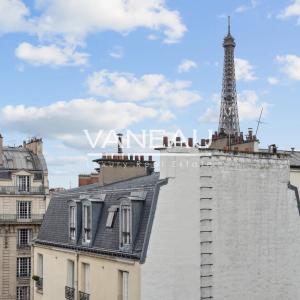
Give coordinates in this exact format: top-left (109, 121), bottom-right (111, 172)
top-left (218, 16), bottom-right (240, 135)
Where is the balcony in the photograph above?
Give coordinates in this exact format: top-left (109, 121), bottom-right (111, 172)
top-left (0, 186), bottom-right (45, 195)
top-left (65, 286), bottom-right (75, 300)
top-left (17, 243), bottom-right (31, 250)
top-left (79, 291), bottom-right (90, 300)
top-left (0, 214), bottom-right (44, 224)
top-left (35, 277), bottom-right (43, 292)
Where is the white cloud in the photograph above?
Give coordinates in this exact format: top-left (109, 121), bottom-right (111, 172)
top-left (109, 46), bottom-right (124, 59)
top-left (278, 0), bottom-right (300, 24)
top-left (37, 0), bottom-right (186, 44)
top-left (0, 99), bottom-right (157, 143)
top-left (276, 54), bottom-right (300, 80)
top-left (235, 0), bottom-right (258, 13)
top-left (267, 77), bottom-right (279, 85)
top-left (15, 42), bottom-right (89, 66)
top-left (0, 0), bottom-right (31, 34)
top-left (159, 110), bottom-right (176, 122)
top-left (87, 70), bottom-right (201, 108)
top-left (200, 90), bottom-right (269, 123)
top-left (235, 58), bottom-right (257, 81)
top-left (177, 59), bottom-right (198, 73)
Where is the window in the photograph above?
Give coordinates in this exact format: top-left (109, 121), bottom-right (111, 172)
top-left (82, 263), bottom-right (90, 294)
top-left (17, 229), bottom-right (32, 248)
top-left (120, 204), bottom-right (131, 247)
top-left (106, 206), bottom-right (118, 228)
top-left (37, 254), bottom-right (43, 278)
top-left (18, 176), bottom-right (30, 192)
top-left (17, 202), bottom-right (31, 219)
top-left (69, 206), bottom-right (76, 241)
top-left (118, 271), bottom-right (129, 300)
top-left (83, 205), bottom-right (91, 244)
top-left (67, 260), bottom-right (75, 288)
top-left (16, 286), bottom-right (30, 300)
top-left (17, 257), bottom-right (31, 277)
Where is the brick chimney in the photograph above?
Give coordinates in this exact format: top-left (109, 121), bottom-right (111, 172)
top-left (24, 137), bottom-right (43, 155)
top-left (0, 134), bottom-right (3, 166)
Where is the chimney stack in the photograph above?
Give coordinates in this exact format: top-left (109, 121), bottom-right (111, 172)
top-left (0, 134), bottom-right (3, 165)
top-left (117, 133), bottom-right (123, 154)
top-left (24, 137), bottom-right (43, 155)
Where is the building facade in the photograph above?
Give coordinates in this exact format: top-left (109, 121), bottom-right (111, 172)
top-left (32, 174), bottom-right (164, 300)
top-left (0, 136), bottom-right (49, 300)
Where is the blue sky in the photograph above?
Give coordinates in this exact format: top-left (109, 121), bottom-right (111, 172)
top-left (0, 0), bottom-right (300, 188)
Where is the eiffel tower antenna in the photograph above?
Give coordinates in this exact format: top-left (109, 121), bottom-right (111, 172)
top-left (218, 16), bottom-right (240, 135)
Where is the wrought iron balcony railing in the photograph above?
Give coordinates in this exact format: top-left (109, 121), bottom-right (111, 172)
top-left (0, 214), bottom-right (44, 223)
top-left (79, 291), bottom-right (90, 300)
top-left (65, 286), bottom-right (75, 300)
top-left (36, 277), bottom-right (43, 291)
top-left (0, 186), bottom-right (45, 195)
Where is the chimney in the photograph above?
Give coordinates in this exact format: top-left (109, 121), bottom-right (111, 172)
top-left (291, 147), bottom-right (295, 153)
top-left (163, 136), bottom-right (168, 147)
top-left (188, 138), bottom-right (193, 148)
top-left (117, 133), bottom-right (123, 154)
top-left (0, 134), bottom-right (3, 165)
top-left (24, 137), bottom-right (43, 155)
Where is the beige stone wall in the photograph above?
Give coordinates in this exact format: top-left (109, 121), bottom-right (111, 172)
top-left (99, 165), bottom-right (148, 186)
top-left (290, 169), bottom-right (300, 191)
top-left (33, 245), bottom-right (141, 300)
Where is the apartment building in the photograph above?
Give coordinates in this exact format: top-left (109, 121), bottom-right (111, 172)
top-left (0, 135), bottom-right (49, 300)
top-left (32, 173), bottom-right (164, 300)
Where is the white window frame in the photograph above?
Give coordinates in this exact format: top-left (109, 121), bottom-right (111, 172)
top-left (119, 271), bottom-right (129, 300)
top-left (17, 257), bottom-right (31, 278)
top-left (16, 286), bottom-right (30, 300)
top-left (17, 229), bottom-right (32, 247)
top-left (67, 260), bottom-right (75, 288)
top-left (82, 263), bottom-right (90, 294)
top-left (82, 204), bottom-right (91, 244)
top-left (37, 254), bottom-right (43, 278)
top-left (18, 175), bottom-right (30, 192)
top-left (69, 205), bottom-right (76, 241)
top-left (120, 202), bottom-right (132, 247)
top-left (17, 202), bottom-right (32, 219)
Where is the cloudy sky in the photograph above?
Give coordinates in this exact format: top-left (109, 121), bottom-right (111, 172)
top-left (0, 0), bottom-right (300, 188)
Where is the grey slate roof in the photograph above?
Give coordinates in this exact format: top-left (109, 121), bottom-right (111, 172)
top-left (35, 173), bottom-right (166, 262)
top-left (289, 151), bottom-right (300, 168)
top-left (0, 147), bottom-right (47, 172)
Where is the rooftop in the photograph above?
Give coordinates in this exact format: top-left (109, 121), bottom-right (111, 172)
top-left (35, 173), bottom-right (166, 262)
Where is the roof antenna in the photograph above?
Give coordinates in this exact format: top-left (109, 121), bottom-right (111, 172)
top-left (228, 16), bottom-right (231, 35)
top-left (255, 107), bottom-right (265, 136)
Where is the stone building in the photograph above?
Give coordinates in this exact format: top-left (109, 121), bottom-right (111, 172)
top-left (0, 136), bottom-right (49, 300)
top-left (32, 173), bottom-right (164, 300)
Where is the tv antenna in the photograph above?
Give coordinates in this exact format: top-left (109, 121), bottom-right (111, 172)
top-left (255, 107), bottom-right (266, 136)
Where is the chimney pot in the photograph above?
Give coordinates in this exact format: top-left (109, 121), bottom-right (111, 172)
top-left (188, 138), bottom-right (193, 148)
top-left (163, 136), bottom-right (168, 147)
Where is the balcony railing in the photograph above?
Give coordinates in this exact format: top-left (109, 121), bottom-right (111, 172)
top-left (79, 291), bottom-right (90, 300)
top-left (65, 286), bottom-right (75, 300)
top-left (0, 186), bottom-right (45, 195)
top-left (17, 243), bottom-right (31, 250)
top-left (0, 214), bottom-right (44, 223)
top-left (36, 277), bottom-right (43, 291)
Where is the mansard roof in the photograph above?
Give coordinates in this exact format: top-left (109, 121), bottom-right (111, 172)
top-left (35, 173), bottom-right (166, 262)
top-left (0, 147), bottom-right (47, 172)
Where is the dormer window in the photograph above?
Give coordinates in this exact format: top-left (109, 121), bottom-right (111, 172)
top-left (18, 176), bottom-right (30, 192)
top-left (83, 204), bottom-right (91, 244)
top-left (120, 202), bottom-right (132, 248)
top-left (69, 205), bottom-right (76, 241)
top-left (106, 206), bottom-right (118, 228)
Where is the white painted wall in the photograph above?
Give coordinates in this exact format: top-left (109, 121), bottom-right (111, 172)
top-left (141, 149), bottom-right (201, 300)
top-left (141, 148), bottom-right (300, 300)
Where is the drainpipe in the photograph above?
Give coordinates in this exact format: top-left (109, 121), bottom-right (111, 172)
top-left (75, 253), bottom-right (79, 300)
